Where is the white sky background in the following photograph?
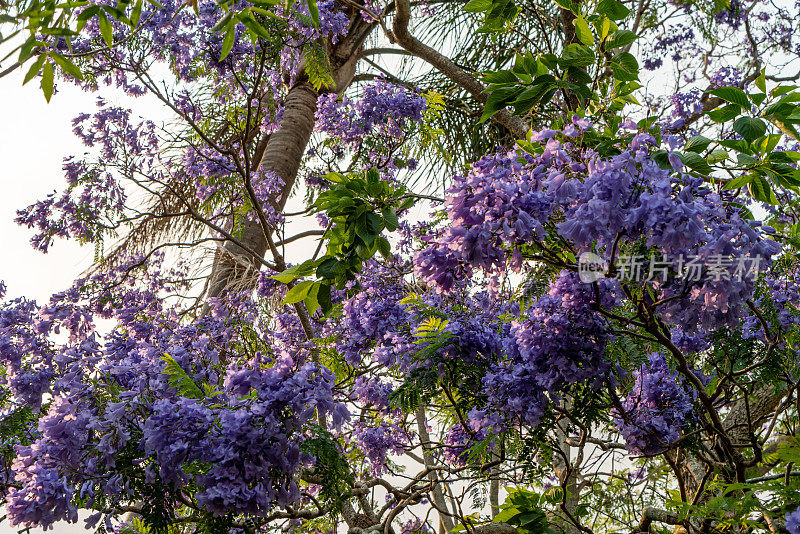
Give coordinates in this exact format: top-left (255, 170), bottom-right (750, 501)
top-left (0, 67), bottom-right (174, 303)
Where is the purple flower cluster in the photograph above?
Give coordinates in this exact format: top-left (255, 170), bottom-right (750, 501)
top-left (352, 422), bottom-right (407, 475)
top-left (316, 80), bottom-right (427, 148)
top-left (786, 506), bottom-right (800, 534)
top-left (416, 121), bottom-right (781, 334)
top-left (471, 272), bottom-right (616, 431)
top-left (2, 257), bottom-right (349, 530)
top-left (613, 353), bottom-right (697, 456)
top-left (442, 424), bottom-right (488, 466)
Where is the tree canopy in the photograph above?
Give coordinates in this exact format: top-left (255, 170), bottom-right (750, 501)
top-left (2, 0), bottom-right (800, 533)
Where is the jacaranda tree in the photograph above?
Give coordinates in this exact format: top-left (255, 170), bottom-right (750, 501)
top-left (2, 0), bottom-right (800, 533)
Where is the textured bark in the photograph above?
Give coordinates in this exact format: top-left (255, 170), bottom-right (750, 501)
top-left (206, 11), bottom-right (367, 299)
top-left (207, 81), bottom-right (318, 299)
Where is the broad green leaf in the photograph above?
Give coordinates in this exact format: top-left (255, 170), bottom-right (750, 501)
top-left (756, 133), bottom-right (782, 155)
top-left (284, 280), bottom-right (315, 304)
top-left (683, 135), bottom-right (712, 153)
top-left (679, 152), bottom-right (713, 175)
top-left (609, 52), bottom-right (638, 81)
top-left (708, 104), bottom-right (740, 123)
top-left (723, 173), bottom-right (755, 190)
top-left (382, 209), bottom-right (399, 231)
top-left (748, 174), bottom-right (777, 204)
top-left (376, 236), bottom-right (391, 259)
top-left (708, 86), bottom-right (749, 109)
top-left (594, 15), bottom-right (611, 40)
top-left (553, 0), bottom-right (577, 13)
top-left (733, 117), bottom-right (767, 142)
top-left (355, 212), bottom-right (383, 245)
top-left (560, 43), bottom-right (595, 67)
top-left (574, 16), bottom-right (593, 45)
top-left (597, 0), bottom-right (630, 19)
top-left (483, 69), bottom-right (518, 84)
top-left (707, 149), bottom-right (729, 164)
top-left (464, 0), bottom-right (491, 12)
top-left (755, 72), bottom-right (766, 93)
top-left (606, 29), bottom-right (637, 49)
top-left (479, 85), bottom-right (522, 122)
top-left (304, 282), bottom-right (321, 314)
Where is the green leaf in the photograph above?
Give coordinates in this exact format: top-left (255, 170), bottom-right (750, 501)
top-left (306, 0), bottom-right (320, 27)
top-left (708, 104), bottom-right (740, 123)
top-left (355, 212), bottom-right (383, 245)
top-left (755, 72), bottom-right (766, 93)
top-left (683, 135), bottom-right (712, 153)
top-left (750, 93), bottom-right (766, 106)
top-left (271, 261), bottom-right (317, 283)
top-left (756, 133), bottom-right (782, 155)
top-left (382, 209), bottom-right (399, 231)
top-left (566, 66), bottom-right (592, 84)
top-left (51, 53), bottom-right (83, 80)
top-left (609, 52), bottom-right (638, 81)
top-left (606, 29), bottom-right (637, 49)
top-left (130, 0), bottom-right (143, 26)
top-left (23, 54), bottom-right (46, 85)
top-left (679, 152), bottom-right (714, 175)
top-left (723, 173), bottom-right (755, 190)
top-left (220, 22), bottom-right (236, 60)
top-left (708, 86), bottom-right (749, 108)
top-left (707, 148), bottom-right (729, 164)
top-left (316, 284), bottom-right (332, 313)
top-left (41, 60), bottom-right (54, 102)
top-left (748, 174), bottom-right (778, 204)
top-left (483, 69), bottom-right (518, 84)
top-left (479, 85), bottom-right (521, 122)
top-left (560, 43), bottom-right (595, 67)
top-left (97, 12), bottom-right (113, 46)
top-left (376, 236), bottom-right (391, 259)
top-left (595, 15), bottom-right (612, 40)
top-left (316, 257), bottom-right (340, 279)
top-left (304, 282), bottom-right (321, 314)
top-left (719, 138), bottom-right (751, 153)
top-left (211, 11), bottom-right (235, 33)
top-left (771, 85), bottom-right (797, 98)
top-left (574, 16), bottom-right (593, 45)
top-left (284, 280), bottom-right (315, 305)
top-left (553, 0), bottom-right (577, 13)
top-left (597, 0), bottom-right (630, 19)
top-left (733, 117), bottom-right (767, 142)
top-left (464, 0), bottom-right (492, 12)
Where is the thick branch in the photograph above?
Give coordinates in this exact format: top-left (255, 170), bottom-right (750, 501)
top-left (390, 0), bottom-right (528, 138)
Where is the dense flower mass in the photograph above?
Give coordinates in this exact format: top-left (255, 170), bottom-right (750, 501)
top-left (613, 353), bottom-right (697, 455)
top-left (5, 0), bottom-right (800, 530)
top-left (415, 121), bottom-right (781, 334)
top-left (0, 265), bottom-right (348, 529)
